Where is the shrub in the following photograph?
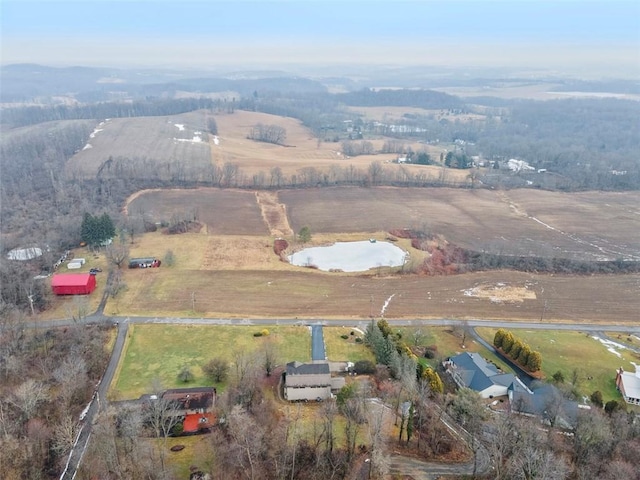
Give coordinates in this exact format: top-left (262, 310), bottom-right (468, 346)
top-left (178, 365), bottom-right (194, 383)
top-left (350, 331), bottom-right (355, 336)
top-left (354, 360), bottom-right (376, 374)
top-left (261, 329), bottom-right (270, 336)
top-left (341, 334), bottom-right (349, 340)
top-left (424, 347), bottom-right (437, 359)
top-left (202, 358), bottom-right (229, 383)
top-left (253, 332), bottom-right (263, 337)
top-left (355, 337), bottom-right (363, 343)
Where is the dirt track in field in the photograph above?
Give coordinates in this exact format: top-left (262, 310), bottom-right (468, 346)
top-left (256, 191), bottom-right (294, 237)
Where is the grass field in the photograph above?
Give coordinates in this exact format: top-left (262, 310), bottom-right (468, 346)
top-left (111, 324), bottom-right (312, 399)
top-left (475, 327), bottom-right (640, 402)
top-left (66, 111), bottom-right (211, 178)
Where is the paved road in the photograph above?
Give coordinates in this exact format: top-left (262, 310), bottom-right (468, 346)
top-left (59, 319), bottom-right (128, 480)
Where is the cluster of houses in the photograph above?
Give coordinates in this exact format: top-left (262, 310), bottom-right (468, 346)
top-left (444, 352), bottom-right (580, 428)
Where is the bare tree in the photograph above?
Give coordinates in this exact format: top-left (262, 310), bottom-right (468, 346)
top-left (9, 379), bottom-right (49, 421)
top-left (105, 242), bottom-right (129, 269)
top-left (261, 340), bottom-right (279, 377)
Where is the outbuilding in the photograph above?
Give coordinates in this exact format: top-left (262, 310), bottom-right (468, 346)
top-left (51, 273), bottom-right (97, 295)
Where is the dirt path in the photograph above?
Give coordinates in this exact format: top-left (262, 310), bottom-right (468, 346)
top-left (256, 191), bottom-right (294, 237)
top-left (496, 190), bottom-right (528, 217)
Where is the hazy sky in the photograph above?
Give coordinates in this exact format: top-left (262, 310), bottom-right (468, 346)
top-left (2, 0), bottom-right (639, 74)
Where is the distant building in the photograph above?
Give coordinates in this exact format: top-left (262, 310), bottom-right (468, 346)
top-left (616, 367), bottom-right (640, 405)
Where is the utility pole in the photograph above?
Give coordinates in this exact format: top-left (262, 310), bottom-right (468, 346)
top-left (191, 292), bottom-right (196, 311)
top-left (370, 295), bottom-right (374, 318)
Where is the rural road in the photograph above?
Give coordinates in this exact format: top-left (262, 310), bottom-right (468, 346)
top-left (28, 313), bottom-right (638, 480)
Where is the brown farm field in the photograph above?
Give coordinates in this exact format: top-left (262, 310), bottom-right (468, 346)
top-left (281, 187), bottom-right (640, 261)
top-left (62, 108), bottom-right (471, 185)
top-left (104, 185), bottom-right (640, 323)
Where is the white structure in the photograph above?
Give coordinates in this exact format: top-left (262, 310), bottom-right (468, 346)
top-left (616, 367), bottom-right (640, 405)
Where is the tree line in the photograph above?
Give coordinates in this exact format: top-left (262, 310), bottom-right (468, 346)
top-left (493, 329), bottom-right (542, 372)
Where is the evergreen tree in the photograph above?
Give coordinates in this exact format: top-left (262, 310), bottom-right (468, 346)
top-left (510, 340), bottom-right (523, 360)
top-left (527, 351), bottom-right (542, 372)
top-left (493, 329), bottom-right (507, 348)
top-left (517, 344), bottom-right (531, 366)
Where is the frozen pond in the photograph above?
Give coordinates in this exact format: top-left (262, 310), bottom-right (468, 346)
top-left (288, 241), bottom-right (407, 272)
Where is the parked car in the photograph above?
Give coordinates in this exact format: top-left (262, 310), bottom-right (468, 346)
top-left (89, 268), bottom-right (102, 274)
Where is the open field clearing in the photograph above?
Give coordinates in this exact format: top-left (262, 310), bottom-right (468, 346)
top-left (281, 187), bottom-right (640, 261)
top-left (211, 110), bottom-right (465, 181)
top-left (476, 327), bottom-right (640, 402)
top-left (127, 188), bottom-right (267, 235)
top-left (125, 186), bottom-right (640, 261)
top-left (324, 326), bottom-right (376, 363)
top-left (66, 111), bottom-right (210, 178)
top-left (111, 324), bottom-right (313, 399)
top-left (106, 263), bottom-right (640, 323)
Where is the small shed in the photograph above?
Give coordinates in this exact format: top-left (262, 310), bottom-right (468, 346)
top-left (51, 273), bottom-right (97, 295)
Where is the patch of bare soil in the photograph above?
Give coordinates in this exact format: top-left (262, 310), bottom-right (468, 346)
top-left (462, 282), bottom-right (537, 304)
top-left (256, 191), bottom-right (294, 237)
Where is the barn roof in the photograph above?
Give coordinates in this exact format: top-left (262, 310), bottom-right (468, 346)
top-left (51, 273), bottom-right (93, 286)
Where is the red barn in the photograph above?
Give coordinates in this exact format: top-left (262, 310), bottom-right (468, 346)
top-left (51, 273), bottom-right (96, 295)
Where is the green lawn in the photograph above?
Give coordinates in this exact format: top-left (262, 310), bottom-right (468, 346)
top-left (324, 326), bottom-right (375, 363)
top-left (476, 327), bottom-right (640, 402)
top-left (111, 324), bottom-right (312, 399)
top-left (396, 326), bottom-right (514, 373)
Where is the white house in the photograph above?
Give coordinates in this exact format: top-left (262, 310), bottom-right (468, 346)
top-left (616, 367), bottom-right (640, 405)
top-left (284, 361), bottom-right (333, 401)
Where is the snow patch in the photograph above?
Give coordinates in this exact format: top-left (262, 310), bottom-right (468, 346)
top-left (174, 123), bottom-right (185, 131)
top-left (89, 128), bottom-right (103, 139)
top-left (174, 136), bottom-right (204, 144)
top-left (381, 294), bottom-right (395, 317)
top-left (591, 336), bottom-right (626, 358)
top-left (213, 135), bottom-right (220, 145)
top-left (82, 143), bottom-right (93, 150)
top-left (7, 247), bottom-right (43, 261)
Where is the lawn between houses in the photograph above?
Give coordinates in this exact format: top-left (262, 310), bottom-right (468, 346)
top-left (110, 324), bottom-right (374, 400)
top-left (475, 327), bottom-right (640, 403)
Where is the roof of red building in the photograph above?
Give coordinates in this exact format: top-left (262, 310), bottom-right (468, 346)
top-left (51, 273), bottom-right (93, 286)
top-left (183, 413), bottom-right (215, 433)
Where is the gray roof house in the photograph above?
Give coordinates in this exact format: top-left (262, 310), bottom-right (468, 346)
top-left (445, 352), bottom-right (518, 398)
top-left (284, 325), bottom-right (345, 401)
top-left (284, 361), bottom-right (333, 401)
top-left (509, 381), bottom-right (579, 429)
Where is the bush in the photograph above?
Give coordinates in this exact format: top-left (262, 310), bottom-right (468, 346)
top-left (261, 329), bottom-right (270, 336)
top-left (354, 360), bottom-right (376, 374)
top-left (178, 365), bottom-right (194, 383)
top-left (355, 337), bottom-right (363, 343)
top-left (253, 332), bottom-right (263, 337)
top-left (341, 334), bottom-right (349, 340)
top-left (202, 358), bottom-right (229, 383)
top-left (424, 348), bottom-right (437, 359)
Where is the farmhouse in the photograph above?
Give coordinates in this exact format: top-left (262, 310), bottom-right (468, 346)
top-left (51, 273), bottom-right (96, 295)
top-left (129, 257), bottom-right (161, 268)
top-left (161, 387), bottom-right (216, 434)
top-left (284, 325), bottom-right (345, 401)
top-left (616, 367), bottom-right (640, 405)
top-left (444, 352), bottom-right (518, 398)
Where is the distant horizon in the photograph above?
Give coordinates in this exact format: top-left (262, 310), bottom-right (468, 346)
top-left (1, 1), bottom-right (639, 78)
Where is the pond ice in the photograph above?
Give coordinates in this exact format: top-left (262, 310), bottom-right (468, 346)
top-left (288, 241), bottom-right (407, 272)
